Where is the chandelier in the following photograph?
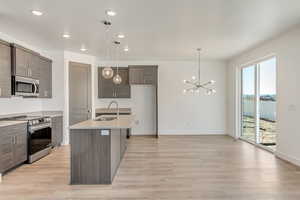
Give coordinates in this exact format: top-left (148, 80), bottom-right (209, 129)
top-left (183, 48), bottom-right (216, 95)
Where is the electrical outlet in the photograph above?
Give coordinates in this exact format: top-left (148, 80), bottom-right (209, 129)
top-left (100, 130), bottom-right (110, 136)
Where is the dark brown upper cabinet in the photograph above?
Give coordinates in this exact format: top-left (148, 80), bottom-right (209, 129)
top-left (11, 44), bottom-right (40, 79)
top-left (10, 43), bottom-right (52, 98)
top-left (129, 65), bottom-right (158, 85)
top-left (0, 40), bottom-right (11, 97)
top-left (98, 67), bottom-right (131, 98)
top-left (38, 56), bottom-right (52, 98)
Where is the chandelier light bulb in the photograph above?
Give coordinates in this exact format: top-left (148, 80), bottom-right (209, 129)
top-left (106, 9), bottom-right (117, 17)
top-left (212, 89), bottom-right (217, 93)
top-left (102, 67), bottom-right (114, 79)
top-left (206, 90), bottom-right (212, 95)
top-left (192, 76), bottom-right (196, 80)
top-left (210, 80), bottom-right (216, 84)
top-left (183, 89), bottom-right (187, 94)
top-left (113, 74), bottom-right (122, 85)
top-left (183, 79), bottom-right (187, 83)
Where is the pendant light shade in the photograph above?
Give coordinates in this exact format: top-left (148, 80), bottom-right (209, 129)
top-left (102, 67), bottom-right (114, 79)
top-left (113, 74), bottom-right (122, 85)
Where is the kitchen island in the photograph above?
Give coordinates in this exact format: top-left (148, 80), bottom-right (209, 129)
top-left (69, 115), bottom-right (134, 184)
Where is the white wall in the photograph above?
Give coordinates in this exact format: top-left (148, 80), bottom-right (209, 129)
top-left (96, 60), bottom-right (227, 135)
top-left (227, 25), bottom-right (300, 166)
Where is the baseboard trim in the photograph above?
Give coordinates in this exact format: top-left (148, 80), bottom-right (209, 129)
top-left (159, 132), bottom-right (226, 136)
top-left (275, 151), bottom-right (300, 167)
top-left (131, 132), bottom-right (156, 136)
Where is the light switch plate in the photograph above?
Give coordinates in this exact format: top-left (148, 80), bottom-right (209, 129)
top-left (100, 130), bottom-right (110, 136)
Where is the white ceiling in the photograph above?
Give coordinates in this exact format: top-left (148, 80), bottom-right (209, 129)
top-left (1, 0), bottom-right (300, 60)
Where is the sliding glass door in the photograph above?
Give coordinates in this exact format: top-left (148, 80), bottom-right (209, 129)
top-left (241, 65), bottom-right (256, 142)
top-left (241, 57), bottom-right (277, 150)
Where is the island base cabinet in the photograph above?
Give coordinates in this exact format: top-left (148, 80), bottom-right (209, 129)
top-left (70, 128), bottom-right (127, 184)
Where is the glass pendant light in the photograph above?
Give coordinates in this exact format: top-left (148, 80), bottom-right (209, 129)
top-left (113, 74), bottom-right (122, 84)
top-left (102, 13), bottom-right (114, 79)
top-left (113, 41), bottom-right (122, 85)
top-left (102, 67), bottom-right (114, 79)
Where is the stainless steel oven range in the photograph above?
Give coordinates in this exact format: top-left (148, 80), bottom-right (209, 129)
top-left (6, 116), bottom-right (52, 163)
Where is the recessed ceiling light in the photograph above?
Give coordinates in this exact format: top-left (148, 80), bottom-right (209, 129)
top-left (63, 34), bottom-right (70, 39)
top-left (31, 10), bottom-right (43, 16)
top-left (80, 47), bottom-right (87, 52)
top-left (124, 47), bottom-right (129, 52)
top-left (117, 33), bottom-right (125, 39)
top-left (106, 9), bottom-right (116, 17)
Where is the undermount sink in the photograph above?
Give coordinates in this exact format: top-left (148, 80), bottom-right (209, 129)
top-left (94, 116), bottom-right (117, 121)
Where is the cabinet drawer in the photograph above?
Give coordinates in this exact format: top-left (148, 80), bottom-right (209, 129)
top-left (0, 124), bottom-right (27, 136)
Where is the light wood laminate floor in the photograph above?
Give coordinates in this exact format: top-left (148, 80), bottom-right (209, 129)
top-left (1, 136), bottom-right (300, 200)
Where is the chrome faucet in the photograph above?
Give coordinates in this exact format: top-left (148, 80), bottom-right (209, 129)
top-left (107, 100), bottom-right (119, 119)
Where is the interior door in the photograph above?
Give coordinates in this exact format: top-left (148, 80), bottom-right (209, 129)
top-left (69, 62), bottom-right (92, 126)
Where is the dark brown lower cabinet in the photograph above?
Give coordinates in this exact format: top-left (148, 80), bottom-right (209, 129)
top-left (70, 128), bottom-right (127, 184)
top-left (0, 123), bottom-right (28, 174)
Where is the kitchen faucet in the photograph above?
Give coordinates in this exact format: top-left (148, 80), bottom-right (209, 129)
top-left (107, 100), bottom-right (119, 119)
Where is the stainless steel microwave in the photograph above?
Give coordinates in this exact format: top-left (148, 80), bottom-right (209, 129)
top-left (12, 76), bottom-right (39, 97)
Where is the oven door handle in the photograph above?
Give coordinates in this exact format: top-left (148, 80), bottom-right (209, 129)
top-left (33, 82), bottom-right (38, 95)
top-left (29, 123), bottom-right (51, 133)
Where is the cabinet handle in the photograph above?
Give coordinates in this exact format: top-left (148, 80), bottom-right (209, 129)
top-left (15, 136), bottom-right (17, 144)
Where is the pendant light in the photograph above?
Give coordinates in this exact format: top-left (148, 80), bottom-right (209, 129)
top-left (113, 41), bottom-right (122, 85)
top-left (102, 13), bottom-right (114, 79)
top-left (183, 48), bottom-right (216, 95)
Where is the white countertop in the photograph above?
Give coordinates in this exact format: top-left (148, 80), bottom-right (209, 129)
top-left (69, 115), bottom-right (134, 130)
top-left (0, 121), bottom-right (27, 128)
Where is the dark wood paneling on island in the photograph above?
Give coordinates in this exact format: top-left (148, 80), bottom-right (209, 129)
top-left (70, 128), bottom-right (127, 184)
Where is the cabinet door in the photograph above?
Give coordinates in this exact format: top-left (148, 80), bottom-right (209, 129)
top-left (52, 116), bottom-right (63, 146)
top-left (13, 130), bottom-right (28, 166)
top-left (129, 67), bottom-right (144, 84)
top-left (116, 85), bottom-right (131, 98)
top-left (143, 67), bottom-right (156, 85)
top-left (15, 48), bottom-right (29, 77)
top-left (39, 57), bottom-right (52, 98)
top-left (28, 54), bottom-right (40, 79)
top-left (0, 42), bottom-right (11, 97)
top-left (98, 68), bottom-right (115, 98)
top-left (0, 133), bottom-right (14, 173)
top-left (116, 69), bottom-right (131, 98)
top-left (129, 66), bottom-right (158, 85)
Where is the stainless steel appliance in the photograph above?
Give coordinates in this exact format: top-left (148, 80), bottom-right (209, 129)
top-left (5, 116), bottom-right (52, 163)
top-left (12, 76), bottom-right (39, 97)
